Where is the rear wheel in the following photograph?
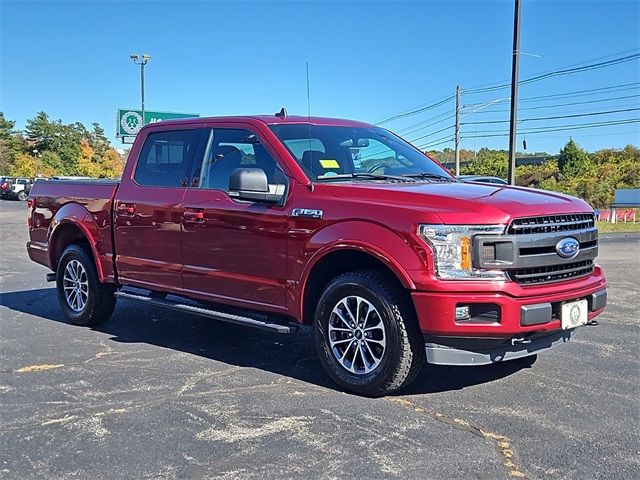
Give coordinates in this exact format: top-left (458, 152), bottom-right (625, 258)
top-left (314, 270), bottom-right (425, 397)
top-left (17, 191), bottom-right (28, 201)
top-left (56, 244), bottom-right (116, 326)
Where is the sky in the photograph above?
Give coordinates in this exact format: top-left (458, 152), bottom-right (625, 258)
top-left (1, 0), bottom-right (639, 155)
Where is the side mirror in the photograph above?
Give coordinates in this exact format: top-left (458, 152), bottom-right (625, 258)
top-left (228, 168), bottom-right (285, 203)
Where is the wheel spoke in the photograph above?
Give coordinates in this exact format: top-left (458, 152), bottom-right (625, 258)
top-left (333, 308), bottom-right (353, 329)
top-left (340, 299), bottom-right (356, 324)
top-left (330, 327), bottom-right (352, 333)
top-left (65, 264), bottom-right (76, 281)
top-left (350, 343), bottom-right (359, 372)
top-left (361, 303), bottom-right (373, 328)
top-left (339, 341), bottom-right (355, 361)
top-left (363, 340), bottom-right (378, 361)
top-left (330, 337), bottom-right (353, 348)
top-left (364, 323), bottom-right (383, 332)
top-left (359, 344), bottom-right (370, 373)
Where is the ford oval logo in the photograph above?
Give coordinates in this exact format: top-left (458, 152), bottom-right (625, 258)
top-left (556, 237), bottom-right (580, 259)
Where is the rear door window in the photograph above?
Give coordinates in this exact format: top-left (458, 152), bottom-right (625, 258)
top-left (135, 129), bottom-right (200, 187)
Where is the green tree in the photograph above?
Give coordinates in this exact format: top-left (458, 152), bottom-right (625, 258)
top-left (40, 150), bottom-right (64, 175)
top-left (558, 139), bottom-right (592, 177)
top-left (460, 148), bottom-right (508, 178)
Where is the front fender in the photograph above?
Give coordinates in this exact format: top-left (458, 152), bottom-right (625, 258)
top-left (291, 220), bottom-right (426, 319)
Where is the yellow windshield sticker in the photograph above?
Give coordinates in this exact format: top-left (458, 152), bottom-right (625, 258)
top-left (320, 159), bottom-right (340, 169)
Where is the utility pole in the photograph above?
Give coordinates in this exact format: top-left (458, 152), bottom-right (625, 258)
top-left (507, 0), bottom-right (521, 185)
top-left (140, 62), bottom-right (145, 123)
top-left (130, 54), bottom-right (151, 126)
top-left (454, 85), bottom-right (461, 175)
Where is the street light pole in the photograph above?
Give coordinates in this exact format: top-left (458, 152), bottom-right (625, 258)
top-left (507, 0), bottom-right (521, 186)
top-left (130, 54), bottom-right (151, 125)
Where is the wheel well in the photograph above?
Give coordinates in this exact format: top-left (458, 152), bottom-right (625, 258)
top-left (302, 249), bottom-right (409, 325)
top-left (51, 223), bottom-right (92, 270)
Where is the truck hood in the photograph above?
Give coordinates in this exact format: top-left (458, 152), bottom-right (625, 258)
top-left (325, 181), bottom-right (593, 224)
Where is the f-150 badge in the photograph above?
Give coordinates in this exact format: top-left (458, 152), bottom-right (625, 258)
top-left (292, 208), bottom-right (323, 219)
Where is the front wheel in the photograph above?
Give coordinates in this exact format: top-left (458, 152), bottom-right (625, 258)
top-left (17, 191), bottom-right (28, 201)
top-left (56, 244), bottom-right (116, 326)
top-left (314, 270), bottom-right (425, 397)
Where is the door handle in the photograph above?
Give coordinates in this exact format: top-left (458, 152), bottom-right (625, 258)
top-left (117, 203), bottom-right (136, 217)
top-left (183, 208), bottom-right (205, 223)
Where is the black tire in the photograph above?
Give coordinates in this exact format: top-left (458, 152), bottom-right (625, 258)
top-left (56, 244), bottom-right (116, 326)
top-left (314, 270), bottom-right (425, 397)
top-left (17, 191), bottom-right (27, 201)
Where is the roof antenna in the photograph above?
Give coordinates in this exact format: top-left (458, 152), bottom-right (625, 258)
top-left (275, 107), bottom-right (287, 119)
top-left (306, 61), bottom-right (311, 120)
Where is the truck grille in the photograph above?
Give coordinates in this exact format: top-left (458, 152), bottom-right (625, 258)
top-left (508, 259), bottom-right (595, 285)
top-left (501, 213), bottom-right (598, 285)
top-left (509, 213), bottom-right (595, 235)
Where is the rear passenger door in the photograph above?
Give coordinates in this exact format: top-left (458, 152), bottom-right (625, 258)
top-left (114, 125), bottom-right (203, 293)
top-left (180, 125), bottom-right (290, 312)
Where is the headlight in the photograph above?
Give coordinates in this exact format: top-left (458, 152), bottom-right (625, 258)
top-left (418, 224), bottom-right (506, 280)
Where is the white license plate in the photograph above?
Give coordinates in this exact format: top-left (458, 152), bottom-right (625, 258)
top-left (561, 299), bottom-right (588, 330)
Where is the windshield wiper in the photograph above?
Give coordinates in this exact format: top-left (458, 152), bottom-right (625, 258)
top-left (316, 173), bottom-right (417, 182)
top-left (400, 172), bottom-right (455, 181)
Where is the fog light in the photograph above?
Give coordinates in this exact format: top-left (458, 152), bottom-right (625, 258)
top-left (455, 305), bottom-right (470, 320)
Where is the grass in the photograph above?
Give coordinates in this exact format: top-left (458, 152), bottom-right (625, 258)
top-left (596, 221), bottom-right (640, 233)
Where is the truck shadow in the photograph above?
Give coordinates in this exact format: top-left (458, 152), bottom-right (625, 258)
top-left (1, 288), bottom-right (535, 395)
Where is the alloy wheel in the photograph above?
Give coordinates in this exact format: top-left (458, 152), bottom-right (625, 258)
top-left (62, 260), bottom-right (89, 312)
top-left (328, 295), bottom-right (386, 375)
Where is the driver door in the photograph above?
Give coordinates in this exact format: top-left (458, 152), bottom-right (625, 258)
top-left (180, 124), bottom-right (290, 313)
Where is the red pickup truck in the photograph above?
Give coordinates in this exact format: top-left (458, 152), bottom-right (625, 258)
top-left (27, 114), bottom-right (607, 396)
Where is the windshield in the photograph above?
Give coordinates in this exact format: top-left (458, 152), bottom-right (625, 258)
top-left (269, 124), bottom-right (452, 182)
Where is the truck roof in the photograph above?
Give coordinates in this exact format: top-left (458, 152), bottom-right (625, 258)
top-left (138, 115), bottom-right (374, 130)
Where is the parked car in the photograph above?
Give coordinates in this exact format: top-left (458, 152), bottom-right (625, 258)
top-left (457, 175), bottom-right (508, 185)
top-left (5, 178), bottom-right (34, 201)
top-left (1, 176), bottom-right (15, 199)
top-left (26, 114), bottom-right (607, 396)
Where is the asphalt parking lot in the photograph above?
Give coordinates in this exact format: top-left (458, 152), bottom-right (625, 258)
top-left (1, 198), bottom-right (638, 480)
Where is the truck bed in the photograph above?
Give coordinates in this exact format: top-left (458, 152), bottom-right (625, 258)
top-left (27, 178), bottom-right (120, 282)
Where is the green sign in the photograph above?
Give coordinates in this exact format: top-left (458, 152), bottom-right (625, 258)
top-left (116, 109), bottom-right (199, 137)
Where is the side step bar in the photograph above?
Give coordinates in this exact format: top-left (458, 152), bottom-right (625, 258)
top-left (114, 290), bottom-right (295, 334)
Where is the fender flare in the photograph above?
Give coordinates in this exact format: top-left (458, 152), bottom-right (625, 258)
top-left (48, 203), bottom-right (105, 282)
top-left (295, 220), bottom-right (424, 320)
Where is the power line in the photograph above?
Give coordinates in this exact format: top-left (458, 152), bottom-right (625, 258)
top-left (373, 52), bottom-right (639, 128)
top-left (387, 84), bottom-right (640, 144)
top-left (410, 124), bottom-right (456, 142)
top-left (464, 93), bottom-right (640, 115)
top-left (462, 83), bottom-right (640, 109)
top-left (461, 118), bottom-right (640, 138)
top-left (418, 136), bottom-right (455, 150)
top-left (461, 48), bottom-right (640, 93)
top-left (395, 111), bottom-right (455, 135)
top-left (374, 95), bottom-right (455, 125)
top-left (461, 107), bottom-right (640, 125)
top-left (463, 53), bottom-right (640, 95)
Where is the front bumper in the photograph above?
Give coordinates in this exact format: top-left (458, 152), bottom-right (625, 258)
top-left (412, 272), bottom-right (607, 365)
top-left (411, 277), bottom-right (606, 336)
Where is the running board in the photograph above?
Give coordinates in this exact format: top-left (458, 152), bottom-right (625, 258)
top-left (114, 290), bottom-right (294, 334)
